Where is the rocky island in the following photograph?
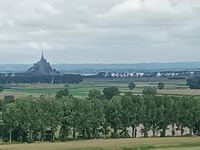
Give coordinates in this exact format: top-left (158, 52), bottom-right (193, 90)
top-left (26, 53), bottom-right (60, 76)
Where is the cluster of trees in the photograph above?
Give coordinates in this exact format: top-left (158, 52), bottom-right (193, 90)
top-left (187, 76), bottom-right (200, 89)
top-left (128, 82), bottom-right (165, 90)
top-left (0, 74), bottom-right (83, 84)
top-left (0, 86), bottom-right (200, 143)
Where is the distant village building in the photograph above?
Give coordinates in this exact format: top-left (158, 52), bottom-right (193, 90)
top-left (26, 53), bottom-right (60, 76)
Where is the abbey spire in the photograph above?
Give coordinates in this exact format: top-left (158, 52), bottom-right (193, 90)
top-left (41, 52), bottom-right (44, 60)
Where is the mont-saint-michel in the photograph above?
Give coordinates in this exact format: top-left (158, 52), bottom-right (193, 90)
top-left (26, 53), bottom-right (60, 76)
top-left (0, 54), bottom-right (82, 84)
top-left (1, 1), bottom-right (200, 150)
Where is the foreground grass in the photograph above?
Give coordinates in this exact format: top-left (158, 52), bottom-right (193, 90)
top-left (0, 137), bottom-right (200, 150)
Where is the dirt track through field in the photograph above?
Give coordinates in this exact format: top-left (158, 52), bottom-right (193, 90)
top-left (0, 137), bottom-right (200, 150)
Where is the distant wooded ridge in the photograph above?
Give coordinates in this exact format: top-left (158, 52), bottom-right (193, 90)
top-left (0, 74), bottom-right (83, 84)
top-left (0, 62), bottom-right (200, 74)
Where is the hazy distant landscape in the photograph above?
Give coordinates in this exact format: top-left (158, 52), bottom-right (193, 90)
top-left (1, 57), bottom-right (200, 150)
top-left (1, 61), bottom-right (200, 74)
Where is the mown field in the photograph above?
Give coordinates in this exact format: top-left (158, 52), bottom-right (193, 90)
top-left (1, 77), bottom-right (200, 99)
top-left (0, 137), bottom-right (200, 150)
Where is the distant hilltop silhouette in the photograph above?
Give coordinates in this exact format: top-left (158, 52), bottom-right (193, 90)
top-left (26, 53), bottom-right (60, 76)
top-left (0, 53), bottom-right (83, 84)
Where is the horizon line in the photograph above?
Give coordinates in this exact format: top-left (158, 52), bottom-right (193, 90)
top-left (0, 61), bottom-right (200, 65)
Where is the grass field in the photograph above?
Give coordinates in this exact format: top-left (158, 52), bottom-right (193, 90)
top-left (0, 137), bottom-right (200, 150)
top-left (1, 77), bottom-right (200, 99)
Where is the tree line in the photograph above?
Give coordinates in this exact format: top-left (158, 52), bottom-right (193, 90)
top-left (187, 76), bottom-right (200, 89)
top-left (0, 86), bottom-right (200, 143)
top-left (0, 74), bottom-right (83, 84)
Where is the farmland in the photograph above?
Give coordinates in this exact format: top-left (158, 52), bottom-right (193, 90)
top-left (0, 78), bottom-right (200, 150)
top-left (0, 137), bottom-right (200, 150)
top-left (1, 77), bottom-right (199, 99)
top-left (0, 76), bottom-right (197, 142)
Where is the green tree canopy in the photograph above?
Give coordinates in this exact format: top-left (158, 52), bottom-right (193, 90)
top-left (56, 85), bottom-right (69, 99)
top-left (88, 89), bottom-right (103, 100)
top-left (142, 87), bottom-right (157, 96)
top-left (128, 82), bottom-right (136, 90)
top-left (103, 87), bottom-right (119, 100)
top-left (0, 86), bottom-right (4, 93)
top-left (158, 82), bottom-right (165, 90)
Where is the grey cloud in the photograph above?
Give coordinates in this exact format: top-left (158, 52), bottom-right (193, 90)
top-left (0, 0), bottom-right (199, 63)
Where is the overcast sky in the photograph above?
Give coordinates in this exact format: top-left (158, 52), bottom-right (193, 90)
top-left (0, 0), bottom-right (200, 64)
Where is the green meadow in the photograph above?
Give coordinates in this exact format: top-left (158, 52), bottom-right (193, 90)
top-left (1, 77), bottom-right (198, 99)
